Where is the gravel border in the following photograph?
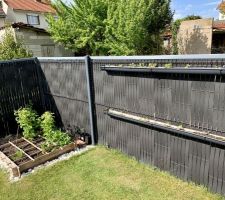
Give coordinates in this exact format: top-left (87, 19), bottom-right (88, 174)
top-left (0, 145), bottom-right (95, 182)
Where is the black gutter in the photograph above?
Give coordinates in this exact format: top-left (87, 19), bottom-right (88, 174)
top-left (107, 110), bottom-right (225, 147)
top-left (101, 66), bottom-right (224, 75)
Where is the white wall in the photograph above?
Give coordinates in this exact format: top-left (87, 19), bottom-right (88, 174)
top-left (219, 12), bottom-right (225, 20)
top-left (1, 0), bottom-right (50, 29)
top-left (13, 11), bottom-right (49, 29)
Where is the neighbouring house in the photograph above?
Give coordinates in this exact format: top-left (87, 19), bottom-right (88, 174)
top-left (162, 1), bottom-right (225, 54)
top-left (176, 18), bottom-right (225, 54)
top-left (0, 0), bottom-right (73, 57)
top-left (177, 19), bottom-right (213, 54)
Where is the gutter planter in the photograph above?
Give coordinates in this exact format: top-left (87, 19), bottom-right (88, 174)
top-left (101, 66), bottom-right (225, 75)
top-left (107, 109), bottom-right (225, 147)
top-left (0, 137), bottom-right (85, 178)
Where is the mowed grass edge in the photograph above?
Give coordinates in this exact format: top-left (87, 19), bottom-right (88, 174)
top-left (0, 146), bottom-right (224, 200)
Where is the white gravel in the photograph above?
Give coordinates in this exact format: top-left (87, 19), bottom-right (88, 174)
top-left (0, 145), bottom-right (95, 182)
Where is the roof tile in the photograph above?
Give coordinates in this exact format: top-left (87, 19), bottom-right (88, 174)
top-left (5, 0), bottom-right (55, 13)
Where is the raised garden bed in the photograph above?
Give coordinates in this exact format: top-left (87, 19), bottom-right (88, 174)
top-left (0, 137), bottom-right (85, 177)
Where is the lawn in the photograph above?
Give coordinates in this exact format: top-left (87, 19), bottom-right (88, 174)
top-left (0, 146), bottom-right (223, 200)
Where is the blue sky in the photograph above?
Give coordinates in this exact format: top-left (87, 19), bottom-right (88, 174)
top-left (64, 0), bottom-right (221, 20)
top-left (171, 0), bottom-right (221, 19)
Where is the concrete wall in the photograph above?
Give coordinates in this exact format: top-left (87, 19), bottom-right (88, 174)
top-left (0, 27), bottom-right (73, 57)
top-left (14, 28), bottom-right (73, 57)
top-left (177, 19), bottom-right (213, 54)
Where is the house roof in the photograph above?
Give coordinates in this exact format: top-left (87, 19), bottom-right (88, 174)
top-left (213, 20), bottom-right (225, 31)
top-left (0, 8), bottom-right (6, 18)
top-left (0, 22), bottom-right (48, 33)
top-left (4, 0), bottom-right (55, 13)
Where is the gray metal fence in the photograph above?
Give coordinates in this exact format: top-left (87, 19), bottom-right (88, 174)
top-left (2, 55), bottom-right (225, 195)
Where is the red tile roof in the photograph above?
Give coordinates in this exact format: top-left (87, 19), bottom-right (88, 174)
top-left (213, 20), bottom-right (225, 30)
top-left (4, 0), bottom-right (55, 13)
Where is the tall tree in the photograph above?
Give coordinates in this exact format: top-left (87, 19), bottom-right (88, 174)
top-left (105, 0), bottom-right (173, 55)
top-left (47, 0), bottom-right (110, 55)
top-left (47, 0), bottom-right (173, 55)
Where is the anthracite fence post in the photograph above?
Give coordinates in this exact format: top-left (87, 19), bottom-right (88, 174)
top-left (85, 55), bottom-right (97, 145)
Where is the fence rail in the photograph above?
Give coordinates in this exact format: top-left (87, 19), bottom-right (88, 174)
top-left (2, 55), bottom-right (225, 195)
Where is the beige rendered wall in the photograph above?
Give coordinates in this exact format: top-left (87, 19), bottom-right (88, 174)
top-left (177, 19), bottom-right (213, 54)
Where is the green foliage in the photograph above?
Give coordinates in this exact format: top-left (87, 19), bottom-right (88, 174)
top-left (47, 0), bottom-right (173, 55)
top-left (40, 112), bottom-right (71, 151)
top-left (164, 63), bottom-right (172, 68)
top-left (171, 15), bottom-right (202, 54)
top-left (47, 0), bottom-right (111, 55)
top-left (105, 0), bottom-right (173, 55)
top-left (10, 150), bottom-right (24, 161)
top-left (14, 106), bottom-right (40, 140)
top-left (0, 28), bottom-right (33, 60)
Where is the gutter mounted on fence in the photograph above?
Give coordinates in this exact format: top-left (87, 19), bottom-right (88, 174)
top-left (101, 66), bottom-right (225, 75)
top-left (107, 109), bottom-right (225, 147)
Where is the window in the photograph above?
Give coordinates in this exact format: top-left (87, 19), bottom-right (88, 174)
top-left (27, 14), bottom-right (40, 25)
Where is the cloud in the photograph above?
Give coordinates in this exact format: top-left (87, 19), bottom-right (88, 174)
top-left (203, 1), bottom-right (220, 6)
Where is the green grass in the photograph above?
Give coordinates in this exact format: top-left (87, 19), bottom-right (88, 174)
top-left (0, 146), bottom-right (224, 200)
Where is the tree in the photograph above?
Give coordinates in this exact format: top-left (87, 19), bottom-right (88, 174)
top-left (47, 0), bottom-right (173, 55)
top-left (0, 28), bottom-right (33, 60)
top-left (47, 0), bottom-right (111, 55)
top-left (171, 15), bottom-right (202, 54)
top-left (105, 0), bottom-right (173, 55)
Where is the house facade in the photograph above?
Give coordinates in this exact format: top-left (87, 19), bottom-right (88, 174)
top-left (0, 0), bottom-right (73, 57)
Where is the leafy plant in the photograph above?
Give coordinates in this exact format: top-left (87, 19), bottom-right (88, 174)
top-left (47, 0), bottom-right (173, 55)
top-left (0, 27), bottom-right (33, 60)
top-left (40, 112), bottom-right (71, 151)
top-left (10, 150), bottom-right (24, 161)
top-left (165, 63), bottom-right (172, 68)
top-left (14, 106), bottom-right (40, 140)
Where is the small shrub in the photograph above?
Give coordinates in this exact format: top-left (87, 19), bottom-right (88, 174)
top-left (14, 106), bottom-right (40, 140)
top-left (40, 112), bottom-right (71, 151)
top-left (10, 150), bottom-right (24, 161)
top-left (0, 27), bottom-right (33, 60)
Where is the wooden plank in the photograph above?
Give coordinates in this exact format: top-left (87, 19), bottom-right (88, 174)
top-left (19, 143), bottom-right (76, 173)
top-left (9, 141), bottom-right (34, 161)
top-left (22, 137), bottom-right (43, 152)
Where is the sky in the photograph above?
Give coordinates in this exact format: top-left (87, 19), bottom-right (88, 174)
top-left (64, 0), bottom-right (221, 20)
top-left (171, 0), bottom-right (221, 20)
